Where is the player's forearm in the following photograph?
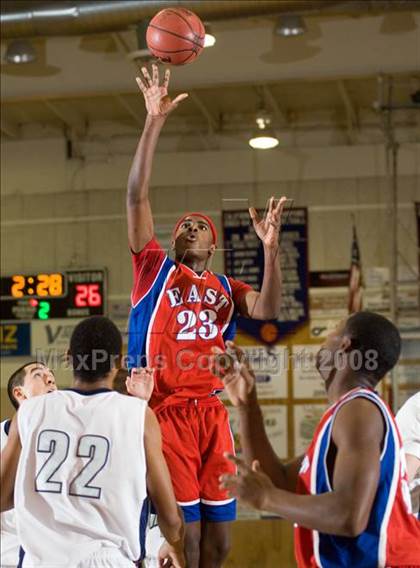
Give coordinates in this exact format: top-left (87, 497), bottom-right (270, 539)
top-left (252, 245), bottom-right (282, 319)
top-left (127, 114), bottom-right (166, 205)
top-left (158, 505), bottom-right (185, 547)
top-left (261, 488), bottom-right (365, 537)
top-left (238, 394), bottom-right (288, 489)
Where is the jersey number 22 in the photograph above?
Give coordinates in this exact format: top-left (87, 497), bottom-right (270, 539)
top-left (35, 429), bottom-right (110, 499)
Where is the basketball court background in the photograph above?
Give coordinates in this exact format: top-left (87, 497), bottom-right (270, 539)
top-left (1, 2), bottom-right (419, 566)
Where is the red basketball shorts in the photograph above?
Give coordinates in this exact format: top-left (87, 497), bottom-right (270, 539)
top-left (155, 397), bottom-right (236, 523)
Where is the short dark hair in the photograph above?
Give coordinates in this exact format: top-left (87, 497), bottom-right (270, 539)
top-left (7, 361), bottom-right (39, 410)
top-left (69, 316), bottom-right (122, 383)
top-left (344, 311), bottom-right (401, 385)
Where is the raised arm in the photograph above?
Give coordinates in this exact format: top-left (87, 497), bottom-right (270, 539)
top-left (221, 397), bottom-right (384, 537)
top-left (0, 415), bottom-right (21, 512)
top-left (127, 64), bottom-right (188, 253)
top-left (144, 407), bottom-right (185, 568)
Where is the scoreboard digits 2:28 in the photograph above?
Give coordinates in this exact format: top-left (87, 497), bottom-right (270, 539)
top-left (0, 270), bottom-right (106, 320)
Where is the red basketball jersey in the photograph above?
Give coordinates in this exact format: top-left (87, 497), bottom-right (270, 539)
top-left (294, 387), bottom-right (420, 568)
top-left (128, 237), bottom-right (252, 408)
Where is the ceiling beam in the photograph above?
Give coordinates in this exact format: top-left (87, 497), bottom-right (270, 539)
top-left (43, 100), bottom-right (85, 134)
top-left (337, 79), bottom-right (358, 144)
top-left (114, 94), bottom-right (143, 126)
top-left (2, 70), bottom-right (418, 106)
top-left (189, 91), bottom-right (218, 134)
top-left (1, 115), bottom-right (19, 138)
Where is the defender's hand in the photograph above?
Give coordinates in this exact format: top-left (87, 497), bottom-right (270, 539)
top-left (126, 368), bottom-right (154, 402)
top-left (211, 342), bottom-right (256, 408)
top-left (220, 455), bottom-right (274, 511)
top-left (136, 64), bottom-right (188, 117)
top-left (158, 540), bottom-right (186, 568)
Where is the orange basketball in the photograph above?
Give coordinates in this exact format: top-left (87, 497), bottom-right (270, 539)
top-left (146, 7), bottom-right (205, 66)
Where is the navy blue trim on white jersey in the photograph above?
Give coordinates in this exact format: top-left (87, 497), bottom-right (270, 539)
top-left (139, 497), bottom-right (149, 561)
top-left (65, 388), bottom-right (113, 396)
top-left (17, 546), bottom-right (25, 568)
top-left (4, 419), bottom-right (11, 436)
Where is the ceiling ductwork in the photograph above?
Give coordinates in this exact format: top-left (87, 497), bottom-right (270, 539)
top-left (0, 1), bottom-right (336, 39)
top-left (2, 0), bottom-right (419, 39)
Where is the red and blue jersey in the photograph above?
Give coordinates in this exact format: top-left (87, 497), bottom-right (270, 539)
top-left (128, 237), bottom-right (252, 408)
top-left (295, 387), bottom-right (420, 568)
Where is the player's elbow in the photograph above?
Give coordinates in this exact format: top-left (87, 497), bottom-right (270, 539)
top-left (340, 508), bottom-right (369, 537)
top-left (261, 307), bottom-right (281, 321)
top-left (252, 304), bottom-right (281, 321)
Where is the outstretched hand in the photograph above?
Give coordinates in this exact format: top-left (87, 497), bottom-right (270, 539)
top-left (211, 341), bottom-right (256, 408)
top-left (249, 196), bottom-right (288, 249)
top-left (126, 368), bottom-right (154, 402)
top-left (220, 454), bottom-right (274, 511)
top-left (158, 540), bottom-right (186, 568)
top-left (136, 63), bottom-right (188, 117)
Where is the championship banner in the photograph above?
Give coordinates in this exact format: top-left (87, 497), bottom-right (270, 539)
top-left (223, 207), bottom-right (308, 344)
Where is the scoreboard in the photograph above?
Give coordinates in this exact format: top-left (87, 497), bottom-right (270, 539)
top-left (0, 270), bottom-right (106, 321)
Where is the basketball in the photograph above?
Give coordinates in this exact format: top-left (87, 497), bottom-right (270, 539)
top-left (146, 7), bottom-right (205, 66)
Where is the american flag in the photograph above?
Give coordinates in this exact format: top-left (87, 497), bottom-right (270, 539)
top-left (348, 223), bottom-right (363, 313)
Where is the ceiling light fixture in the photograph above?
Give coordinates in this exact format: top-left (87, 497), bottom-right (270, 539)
top-left (275, 14), bottom-right (306, 37)
top-left (4, 39), bottom-right (37, 64)
top-left (204, 24), bottom-right (216, 48)
top-left (249, 112), bottom-right (279, 150)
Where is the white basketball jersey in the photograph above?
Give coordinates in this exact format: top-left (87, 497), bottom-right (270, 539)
top-left (1, 419), bottom-right (20, 567)
top-left (15, 388), bottom-right (148, 567)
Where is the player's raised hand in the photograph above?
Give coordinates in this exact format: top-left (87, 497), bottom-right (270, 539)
top-left (136, 63), bottom-right (188, 117)
top-left (249, 196), bottom-right (288, 249)
top-left (211, 342), bottom-right (256, 407)
top-left (126, 367), bottom-right (154, 402)
top-left (220, 454), bottom-right (274, 511)
top-left (158, 540), bottom-right (186, 568)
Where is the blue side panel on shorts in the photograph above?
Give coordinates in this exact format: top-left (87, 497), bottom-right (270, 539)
top-left (200, 500), bottom-right (237, 523)
top-left (127, 257), bottom-right (174, 369)
top-left (215, 274), bottom-right (237, 342)
top-left (180, 502), bottom-right (201, 523)
top-left (317, 392), bottom-right (394, 568)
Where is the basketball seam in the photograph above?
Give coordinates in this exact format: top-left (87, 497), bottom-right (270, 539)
top-left (148, 46), bottom-right (197, 54)
top-left (165, 8), bottom-right (196, 36)
top-left (148, 23), bottom-right (204, 49)
top-left (178, 51), bottom-right (196, 65)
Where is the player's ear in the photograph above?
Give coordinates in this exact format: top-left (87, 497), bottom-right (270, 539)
top-left (171, 239), bottom-right (176, 251)
top-left (13, 386), bottom-right (27, 405)
top-left (208, 244), bottom-right (216, 255)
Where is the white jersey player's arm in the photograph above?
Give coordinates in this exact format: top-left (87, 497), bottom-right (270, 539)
top-left (144, 407), bottom-right (185, 563)
top-left (0, 415), bottom-right (21, 512)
